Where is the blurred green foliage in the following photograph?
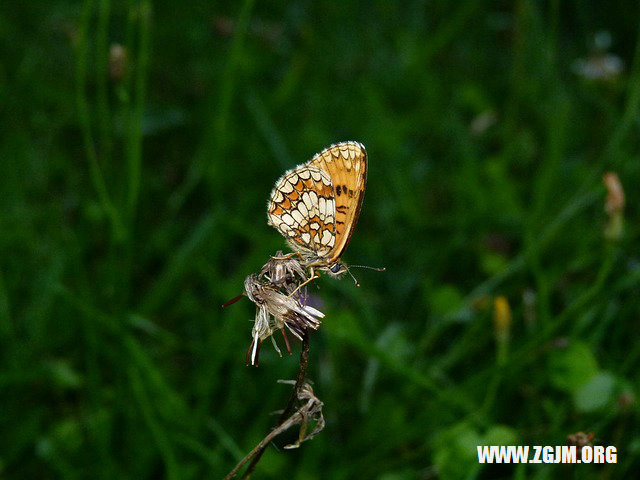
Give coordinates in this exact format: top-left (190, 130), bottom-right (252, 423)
top-left (1, 0), bottom-right (639, 478)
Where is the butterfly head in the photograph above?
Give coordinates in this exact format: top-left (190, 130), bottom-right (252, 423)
top-left (320, 261), bottom-right (363, 287)
top-left (322, 261), bottom-right (348, 278)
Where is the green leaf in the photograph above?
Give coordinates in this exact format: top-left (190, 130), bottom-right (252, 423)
top-left (573, 371), bottom-right (617, 413)
top-left (548, 341), bottom-right (598, 392)
top-left (427, 285), bottom-right (464, 316)
top-left (434, 422), bottom-right (483, 480)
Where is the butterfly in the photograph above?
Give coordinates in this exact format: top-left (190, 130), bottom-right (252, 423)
top-left (267, 141), bottom-right (367, 278)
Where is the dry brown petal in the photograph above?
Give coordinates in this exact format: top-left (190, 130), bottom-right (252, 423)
top-left (603, 172), bottom-right (625, 214)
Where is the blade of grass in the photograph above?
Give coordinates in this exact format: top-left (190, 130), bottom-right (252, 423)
top-left (96, 0), bottom-right (112, 167)
top-left (173, 431), bottom-right (225, 470)
top-left (606, 6), bottom-right (640, 160)
top-left (0, 269), bottom-right (14, 340)
top-left (125, 1), bottom-right (152, 223)
top-left (124, 334), bottom-right (187, 421)
top-left (75, 0), bottom-right (125, 242)
top-left (326, 312), bottom-right (476, 415)
top-left (419, 183), bottom-right (601, 356)
top-left (139, 211), bottom-right (218, 314)
top-left (207, 417), bottom-right (246, 462)
top-left (169, 0), bottom-right (256, 213)
top-left (244, 89), bottom-right (293, 170)
top-left (524, 94), bottom-right (571, 327)
top-left (129, 365), bottom-right (180, 480)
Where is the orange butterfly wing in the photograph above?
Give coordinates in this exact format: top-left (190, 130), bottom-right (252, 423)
top-left (306, 141), bottom-right (367, 265)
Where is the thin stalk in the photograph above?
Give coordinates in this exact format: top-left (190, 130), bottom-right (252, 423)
top-left (169, 0), bottom-right (255, 212)
top-left (75, 0), bottom-right (125, 241)
top-left (130, 366), bottom-right (180, 480)
top-left (605, 5), bottom-right (640, 159)
top-left (223, 332), bottom-right (310, 480)
top-left (96, 0), bottom-right (112, 166)
top-left (125, 1), bottom-right (152, 223)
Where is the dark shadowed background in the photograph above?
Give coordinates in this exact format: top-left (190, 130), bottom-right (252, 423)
top-left (1, 1), bottom-right (639, 478)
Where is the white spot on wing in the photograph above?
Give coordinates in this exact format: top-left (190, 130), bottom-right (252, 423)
top-left (326, 198), bottom-right (335, 217)
top-left (302, 191), bottom-right (316, 211)
top-left (298, 201), bottom-right (308, 217)
top-left (292, 209), bottom-right (304, 225)
top-left (281, 213), bottom-right (295, 226)
top-left (318, 197), bottom-right (326, 220)
top-left (298, 169), bottom-right (311, 180)
top-left (279, 180), bottom-right (293, 194)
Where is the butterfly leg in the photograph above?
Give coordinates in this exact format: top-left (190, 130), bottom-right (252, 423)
top-left (287, 268), bottom-right (319, 298)
top-left (271, 251), bottom-right (301, 260)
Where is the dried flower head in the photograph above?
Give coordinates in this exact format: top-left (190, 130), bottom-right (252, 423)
top-left (603, 172), bottom-right (625, 215)
top-left (244, 273), bottom-right (323, 366)
top-left (572, 32), bottom-right (623, 82)
top-left (566, 431), bottom-right (595, 448)
top-left (109, 43), bottom-right (128, 82)
top-left (277, 380), bottom-right (325, 449)
top-left (260, 251), bottom-right (308, 295)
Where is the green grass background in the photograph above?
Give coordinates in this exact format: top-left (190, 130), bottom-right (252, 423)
top-left (1, 1), bottom-right (639, 478)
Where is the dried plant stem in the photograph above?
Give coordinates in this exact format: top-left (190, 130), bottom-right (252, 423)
top-left (223, 332), bottom-right (310, 480)
top-left (278, 332), bottom-right (310, 424)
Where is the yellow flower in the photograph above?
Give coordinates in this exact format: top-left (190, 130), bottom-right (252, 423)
top-left (493, 296), bottom-right (511, 344)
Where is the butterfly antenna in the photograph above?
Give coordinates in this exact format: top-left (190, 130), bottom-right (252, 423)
top-left (344, 265), bottom-right (361, 288)
top-left (349, 264), bottom-right (386, 272)
top-left (221, 293), bottom-right (244, 308)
